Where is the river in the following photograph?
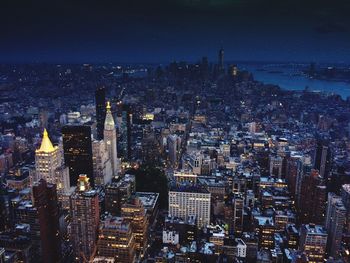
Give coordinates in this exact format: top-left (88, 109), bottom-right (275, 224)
top-left (237, 62), bottom-right (350, 99)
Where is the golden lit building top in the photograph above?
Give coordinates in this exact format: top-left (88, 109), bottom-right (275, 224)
top-left (106, 101), bottom-right (111, 111)
top-left (78, 174), bottom-right (90, 192)
top-left (36, 129), bottom-right (56, 153)
top-left (104, 101), bottom-right (115, 130)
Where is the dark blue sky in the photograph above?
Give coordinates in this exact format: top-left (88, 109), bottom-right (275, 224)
top-left (1, 0), bottom-right (350, 63)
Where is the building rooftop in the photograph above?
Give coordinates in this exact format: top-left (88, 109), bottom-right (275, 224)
top-left (254, 216), bottom-right (274, 226)
top-left (36, 129), bottom-right (56, 153)
top-left (165, 215), bottom-right (196, 226)
top-left (135, 192), bottom-right (159, 211)
top-left (101, 215), bottom-right (130, 231)
top-left (169, 184), bottom-right (210, 194)
top-left (342, 184), bottom-right (350, 194)
top-left (303, 224), bottom-right (327, 235)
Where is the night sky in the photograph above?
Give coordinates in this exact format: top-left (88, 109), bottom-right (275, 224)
top-left (1, 0), bottom-right (350, 63)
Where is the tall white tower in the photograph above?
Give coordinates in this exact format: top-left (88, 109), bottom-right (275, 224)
top-left (35, 129), bottom-right (70, 197)
top-left (104, 101), bottom-right (119, 176)
top-left (35, 129), bottom-right (60, 183)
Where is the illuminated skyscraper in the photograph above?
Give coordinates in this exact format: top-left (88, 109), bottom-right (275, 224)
top-left (69, 175), bottom-right (100, 261)
top-left (35, 129), bottom-right (70, 197)
top-left (62, 125), bottom-right (94, 187)
top-left (95, 86), bottom-right (106, 140)
top-left (104, 101), bottom-right (119, 176)
top-left (32, 179), bottom-right (61, 263)
top-left (35, 129), bottom-right (59, 182)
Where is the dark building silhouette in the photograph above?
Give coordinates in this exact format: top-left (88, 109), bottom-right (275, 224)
top-left (218, 47), bottom-right (224, 73)
top-left (95, 86), bottom-right (106, 140)
top-left (314, 140), bottom-right (331, 180)
top-left (32, 179), bottom-right (61, 263)
top-left (224, 193), bottom-right (244, 236)
top-left (62, 125), bottom-right (94, 187)
top-left (117, 103), bottom-right (132, 160)
top-left (200, 56), bottom-right (209, 79)
top-left (298, 169), bottom-right (326, 225)
top-left (0, 183), bottom-right (10, 232)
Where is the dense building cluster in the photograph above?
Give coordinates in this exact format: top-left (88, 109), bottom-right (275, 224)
top-left (1, 50), bottom-right (350, 262)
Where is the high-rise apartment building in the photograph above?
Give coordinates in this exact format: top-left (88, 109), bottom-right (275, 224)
top-left (298, 169), bottom-right (326, 225)
top-left (325, 193), bottom-right (346, 258)
top-left (69, 175), bottom-right (100, 261)
top-left (168, 185), bottom-right (211, 228)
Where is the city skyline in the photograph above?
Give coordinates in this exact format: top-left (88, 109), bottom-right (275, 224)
top-left (1, 1), bottom-right (350, 262)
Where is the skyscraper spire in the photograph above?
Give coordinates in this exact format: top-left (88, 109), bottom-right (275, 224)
top-left (106, 101), bottom-right (111, 111)
top-left (37, 129), bottom-right (55, 153)
top-left (104, 101), bottom-right (115, 131)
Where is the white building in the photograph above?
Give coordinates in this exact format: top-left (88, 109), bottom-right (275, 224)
top-left (35, 129), bottom-right (70, 200)
top-left (104, 101), bottom-right (119, 176)
top-left (234, 238), bottom-right (247, 258)
top-left (168, 186), bottom-right (211, 228)
top-left (162, 230), bottom-right (180, 245)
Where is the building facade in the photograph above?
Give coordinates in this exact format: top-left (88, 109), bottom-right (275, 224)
top-left (69, 175), bottom-right (100, 261)
top-left (62, 125), bottom-right (94, 187)
top-left (104, 101), bottom-right (119, 176)
top-left (168, 186), bottom-right (211, 228)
